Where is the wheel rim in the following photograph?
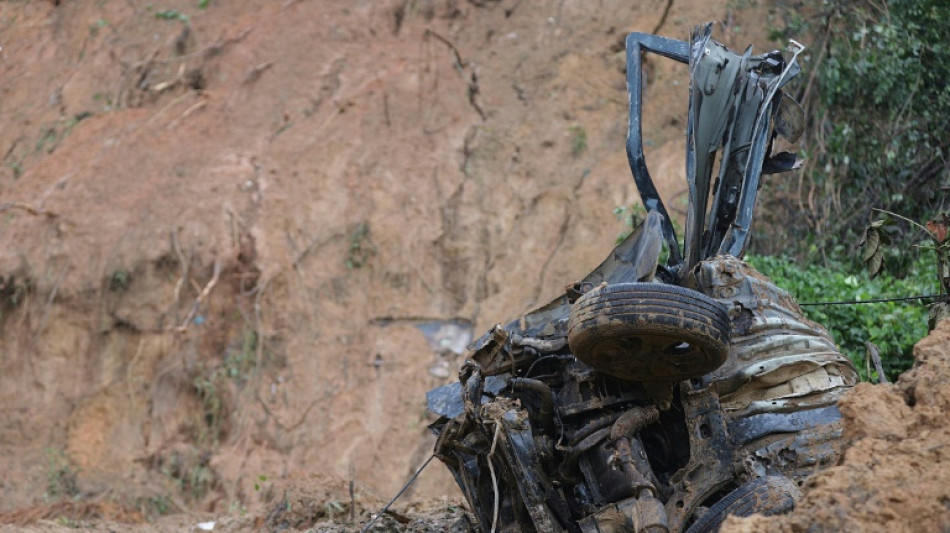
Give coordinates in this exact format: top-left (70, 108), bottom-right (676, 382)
top-left (580, 332), bottom-right (724, 382)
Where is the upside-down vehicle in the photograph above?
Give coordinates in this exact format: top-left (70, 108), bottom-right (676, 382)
top-left (427, 25), bottom-right (858, 533)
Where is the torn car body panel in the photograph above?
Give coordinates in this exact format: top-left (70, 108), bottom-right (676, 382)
top-left (427, 25), bottom-right (855, 533)
top-left (689, 256), bottom-right (858, 419)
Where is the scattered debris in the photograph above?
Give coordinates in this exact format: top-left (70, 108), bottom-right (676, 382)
top-left (416, 320), bottom-right (474, 356)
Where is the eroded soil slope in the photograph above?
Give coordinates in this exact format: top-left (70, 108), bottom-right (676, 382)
top-left (0, 0), bottom-right (863, 531)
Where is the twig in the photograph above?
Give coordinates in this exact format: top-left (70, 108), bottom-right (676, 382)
top-left (253, 276), bottom-right (274, 372)
top-left (29, 264), bottom-right (69, 351)
top-left (872, 207), bottom-right (933, 236)
top-left (423, 30), bottom-right (486, 119)
top-left (891, 68), bottom-right (921, 128)
top-left (865, 342), bottom-right (889, 384)
top-left (116, 27), bottom-right (252, 110)
top-left (424, 29), bottom-right (466, 71)
top-left (149, 63), bottom-right (186, 93)
top-left (504, 0), bottom-right (523, 18)
top-left (141, 91), bottom-right (193, 130)
top-left (166, 98), bottom-right (207, 130)
top-left (0, 202), bottom-right (56, 218)
top-left (292, 233), bottom-right (340, 269)
top-left (126, 338), bottom-right (146, 405)
top-left (382, 91), bottom-right (392, 128)
top-left (177, 258), bottom-right (222, 331)
top-left (170, 230), bottom-right (189, 323)
top-left (800, 293), bottom-right (941, 306)
top-left (651, 0), bottom-right (674, 35)
top-left (359, 455), bottom-right (436, 533)
top-left (228, 209), bottom-right (241, 261)
top-left (2, 136), bottom-right (21, 162)
top-left (798, 21), bottom-right (832, 109)
top-left (242, 62), bottom-right (273, 85)
top-left (255, 390), bottom-right (318, 431)
top-left (189, 277), bottom-right (202, 295)
top-left (148, 28), bottom-right (253, 66)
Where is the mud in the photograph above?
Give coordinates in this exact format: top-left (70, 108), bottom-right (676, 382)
top-left (0, 0), bottom-right (942, 532)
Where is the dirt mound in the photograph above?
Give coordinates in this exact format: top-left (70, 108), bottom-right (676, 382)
top-left (724, 318), bottom-right (950, 533)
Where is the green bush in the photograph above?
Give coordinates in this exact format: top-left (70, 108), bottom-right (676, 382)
top-left (755, 0), bottom-right (950, 266)
top-left (746, 254), bottom-right (933, 381)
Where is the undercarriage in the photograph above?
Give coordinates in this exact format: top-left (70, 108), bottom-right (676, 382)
top-left (426, 25), bottom-right (858, 533)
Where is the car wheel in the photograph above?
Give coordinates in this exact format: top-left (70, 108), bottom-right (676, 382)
top-left (567, 282), bottom-right (731, 382)
top-left (684, 475), bottom-right (801, 533)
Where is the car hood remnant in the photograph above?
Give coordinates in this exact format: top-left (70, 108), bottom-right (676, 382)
top-left (426, 25), bottom-right (857, 533)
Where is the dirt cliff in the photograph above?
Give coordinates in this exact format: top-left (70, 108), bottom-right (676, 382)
top-left (0, 0), bottom-right (746, 522)
top-left (4, 1), bottom-right (941, 532)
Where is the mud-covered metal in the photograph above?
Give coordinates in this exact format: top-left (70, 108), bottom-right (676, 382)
top-left (427, 25), bottom-right (854, 533)
top-left (625, 24), bottom-right (805, 276)
top-left (688, 256), bottom-right (858, 425)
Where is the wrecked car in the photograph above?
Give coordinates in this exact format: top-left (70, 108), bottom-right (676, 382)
top-left (427, 25), bottom-right (858, 532)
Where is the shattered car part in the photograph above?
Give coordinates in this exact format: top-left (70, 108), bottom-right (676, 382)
top-left (427, 25), bottom-right (856, 533)
top-left (624, 26), bottom-right (805, 276)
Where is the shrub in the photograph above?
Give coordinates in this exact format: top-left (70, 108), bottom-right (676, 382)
top-left (755, 0), bottom-right (950, 268)
top-left (746, 254), bottom-right (933, 381)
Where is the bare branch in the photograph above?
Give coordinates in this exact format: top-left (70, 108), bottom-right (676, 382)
top-left (177, 258), bottom-right (222, 331)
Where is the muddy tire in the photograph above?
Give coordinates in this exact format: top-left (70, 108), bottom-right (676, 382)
top-left (685, 476), bottom-right (801, 533)
top-left (567, 282), bottom-right (730, 382)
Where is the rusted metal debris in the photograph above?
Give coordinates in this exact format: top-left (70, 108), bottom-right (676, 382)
top-left (427, 24), bottom-right (857, 532)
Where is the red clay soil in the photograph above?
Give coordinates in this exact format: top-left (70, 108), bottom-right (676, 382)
top-left (0, 0), bottom-right (732, 521)
top-left (2, 1), bottom-right (942, 532)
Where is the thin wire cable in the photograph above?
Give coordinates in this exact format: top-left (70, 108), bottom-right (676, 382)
top-left (800, 293), bottom-right (943, 306)
top-left (360, 454), bottom-right (436, 533)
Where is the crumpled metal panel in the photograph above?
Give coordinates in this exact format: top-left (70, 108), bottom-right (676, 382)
top-left (727, 405), bottom-right (842, 446)
top-left (741, 420), bottom-right (844, 480)
top-left (426, 376), bottom-right (509, 419)
top-left (691, 255), bottom-right (859, 419)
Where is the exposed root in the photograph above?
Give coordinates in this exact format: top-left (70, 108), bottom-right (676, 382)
top-left (176, 258), bottom-right (222, 332)
top-left (166, 98), bottom-right (207, 130)
top-left (488, 420), bottom-right (501, 533)
top-left (170, 229), bottom-right (190, 324)
top-left (0, 202), bottom-right (57, 218)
